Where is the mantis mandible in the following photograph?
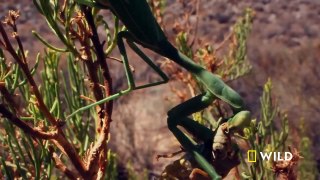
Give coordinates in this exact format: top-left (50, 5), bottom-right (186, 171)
top-left (73, 0), bottom-right (250, 179)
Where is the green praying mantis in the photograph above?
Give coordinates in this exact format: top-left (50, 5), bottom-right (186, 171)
top-left (72, 0), bottom-right (251, 179)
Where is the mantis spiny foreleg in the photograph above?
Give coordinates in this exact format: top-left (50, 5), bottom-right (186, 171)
top-left (167, 91), bottom-right (221, 180)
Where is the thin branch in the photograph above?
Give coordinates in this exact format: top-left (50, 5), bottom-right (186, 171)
top-left (82, 6), bottom-right (113, 118)
top-left (156, 149), bottom-right (184, 160)
top-left (107, 56), bottom-right (135, 72)
top-left (0, 104), bottom-right (57, 139)
top-left (80, 95), bottom-right (96, 102)
top-left (215, 32), bottom-right (233, 52)
top-left (49, 146), bottom-right (80, 180)
top-left (11, 24), bottom-right (27, 64)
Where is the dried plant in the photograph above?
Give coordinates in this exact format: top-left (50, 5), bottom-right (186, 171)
top-left (0, 0), bottom-right (120, 178)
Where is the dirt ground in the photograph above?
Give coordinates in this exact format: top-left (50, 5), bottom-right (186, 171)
top-left (1, 0), bottom-right (319, 175)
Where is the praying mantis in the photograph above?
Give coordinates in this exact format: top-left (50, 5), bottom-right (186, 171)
top-left (73, 0), bottom-right (251, 179)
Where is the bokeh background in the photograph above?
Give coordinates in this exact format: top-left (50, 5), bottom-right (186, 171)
top-left (1, 0), bottom-right (319, 176)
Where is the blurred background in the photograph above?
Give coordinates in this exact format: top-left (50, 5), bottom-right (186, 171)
top-left (1, 0), bottom-right (319, 176)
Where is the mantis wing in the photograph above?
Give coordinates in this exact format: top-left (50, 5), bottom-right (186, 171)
top-left (106, 0), bottom-right (167, 44)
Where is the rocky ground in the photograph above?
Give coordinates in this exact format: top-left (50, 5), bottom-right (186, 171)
top-left (1, 0), bottom-right (319, 176)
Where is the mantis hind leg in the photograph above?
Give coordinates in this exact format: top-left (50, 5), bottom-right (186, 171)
top-left (167, 91), bottom-right (221, 180)
top-left (118, 31), bottom-right (169, 90)
top-left (67, 31), bottom-right (168, 119)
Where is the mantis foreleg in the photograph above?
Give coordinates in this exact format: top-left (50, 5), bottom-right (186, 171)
top-left (167, 91), bottom-right (221, 180)
top-left (67, 31), bottom-right (168, 119)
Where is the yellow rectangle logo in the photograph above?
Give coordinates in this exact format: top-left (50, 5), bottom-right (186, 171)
top-left (247, 150), bottom-right (256, 162)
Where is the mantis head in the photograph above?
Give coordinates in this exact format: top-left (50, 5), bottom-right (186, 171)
top-left (227, 111), bottom-right (251, 133)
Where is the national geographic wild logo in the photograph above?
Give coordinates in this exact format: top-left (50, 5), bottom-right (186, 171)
top-left (247, 150), bottom-right (293, 162)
